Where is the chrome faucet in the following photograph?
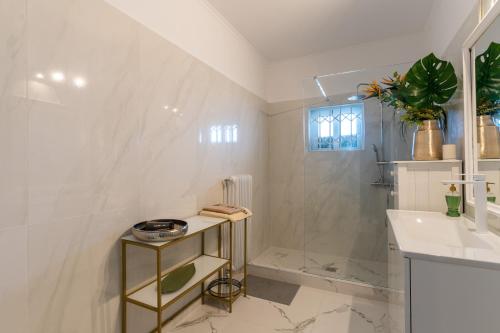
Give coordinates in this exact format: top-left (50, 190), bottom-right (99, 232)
top-left (442, 174), bottom-right (488, 233)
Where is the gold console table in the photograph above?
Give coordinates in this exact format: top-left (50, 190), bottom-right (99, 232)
top-left (121, 213), bottom-right (250, 332)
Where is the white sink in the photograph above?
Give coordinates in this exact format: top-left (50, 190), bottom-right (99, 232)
top-left (387, 210), bottom-right (500, 269)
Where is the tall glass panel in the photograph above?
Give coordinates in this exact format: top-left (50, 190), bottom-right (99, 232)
top-left (302, 64), bottom-right (412, 287)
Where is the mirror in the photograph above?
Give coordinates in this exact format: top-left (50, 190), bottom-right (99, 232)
top-left (475, 16), bottom-right (500, 204)
top-left (464, 4), bottom-right (500, 214)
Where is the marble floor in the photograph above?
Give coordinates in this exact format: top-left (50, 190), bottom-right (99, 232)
top-left (165, 286), bottom-right (393, 333)
top-left (251, 247), bottom-right (388, 288)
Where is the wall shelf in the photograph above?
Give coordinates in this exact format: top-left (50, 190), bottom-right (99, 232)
top-left (392, 159), bottom-right (462, 164)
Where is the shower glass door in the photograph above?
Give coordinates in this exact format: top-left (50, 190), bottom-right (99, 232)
top-left (302, 64), bottom-right (412, 288)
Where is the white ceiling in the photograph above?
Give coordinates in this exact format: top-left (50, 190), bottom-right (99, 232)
top-left (206, 0), bottom-right (436, 61)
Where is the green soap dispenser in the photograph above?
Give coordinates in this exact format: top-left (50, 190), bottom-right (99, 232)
top-left (445, 184), bottom-right (461, 217)
top-left (487, 182), bottom-right (496, 203)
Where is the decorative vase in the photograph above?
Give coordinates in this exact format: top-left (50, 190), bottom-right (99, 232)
top-left (412, 119), bottom-right (443, 160)
top-left (477, 115), bottom-right (500, 159)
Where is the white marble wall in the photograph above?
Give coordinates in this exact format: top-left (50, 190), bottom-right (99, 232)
top-left (267, 96), bottom-right (409, 282)
top-left (268, 102), bottom-right (306, 250)
top-left (0, 0), bottom-right (269, 332)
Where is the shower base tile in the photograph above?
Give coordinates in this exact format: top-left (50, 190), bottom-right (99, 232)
top-left (249, 247), bottom-right (392, 302)
top-left (165, 286), bottom-right (392, 333)
top-left (252, 247), bottom-right (388, 287)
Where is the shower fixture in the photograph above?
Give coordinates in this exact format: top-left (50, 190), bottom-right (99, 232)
top-left (347, 83), bottom-right (369, 101)
top-left (372, 144), bottom-right (381, 163)
top-left (372, 143), bottom-right (385, 184)
top-left (313, 76), bottom-right (330, 102)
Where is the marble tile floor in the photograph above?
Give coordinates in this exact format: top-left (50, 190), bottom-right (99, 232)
top-left (165, 286), bottom-right (393, 333)
top-left (251, 247), bottom-right (388, 288)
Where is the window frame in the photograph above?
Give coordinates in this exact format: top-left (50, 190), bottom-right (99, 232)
top-left (307, 102), bottom-right (365, 152)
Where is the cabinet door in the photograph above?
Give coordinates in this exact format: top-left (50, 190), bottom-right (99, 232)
top-left (388, 224), bottom-right (410, 333)
top-left (411, 259), bottom-right (500, 333)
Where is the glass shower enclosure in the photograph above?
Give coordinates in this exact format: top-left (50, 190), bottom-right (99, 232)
top-left (301, 64), bottom-right (412, 288)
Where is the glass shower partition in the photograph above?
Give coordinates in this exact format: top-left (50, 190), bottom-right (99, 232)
top-left (301, 64), bottom-right (412, 288)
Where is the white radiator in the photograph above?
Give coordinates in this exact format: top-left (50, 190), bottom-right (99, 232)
top-left (222, 174), bottom-right (252, 271)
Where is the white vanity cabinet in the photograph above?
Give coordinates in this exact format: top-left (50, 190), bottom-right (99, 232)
top-left (387, 224), bottom-right (410, 333)
top-left (387, 210), bottom-right (500, 333)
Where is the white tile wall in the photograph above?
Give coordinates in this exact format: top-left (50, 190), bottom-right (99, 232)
top-left (0, 0), bottom-right (269, 331)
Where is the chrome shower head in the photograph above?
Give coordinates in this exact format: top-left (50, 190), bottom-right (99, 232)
top-left (347, 83), bottom-right (369, 102)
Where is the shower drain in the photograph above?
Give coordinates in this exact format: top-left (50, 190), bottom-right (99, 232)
top-left (322, 264), bottom-right (338, 273)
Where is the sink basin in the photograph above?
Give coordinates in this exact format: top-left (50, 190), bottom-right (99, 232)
top-left (393, 211), bottom-right (493, 249)
top-left (387, 210), bottom-right (500, 269)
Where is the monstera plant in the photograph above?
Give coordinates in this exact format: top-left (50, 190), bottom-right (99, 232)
top-left (364, 53), bottom-right (458, 160)
top-left (365, 53), bottom-right (458, 126)
top-left (476, 41), bottom-right (500, 116)
top-left (399, 53), bottom-right (458, 125)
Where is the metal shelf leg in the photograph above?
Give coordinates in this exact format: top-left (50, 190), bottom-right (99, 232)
top-left (229, 222), bottom-right (233, 313)
top-left (156, 248), bottom-right (162, 333)
top-left (244, 218), bottom-right (248, 297)
top-left (122, 242), bottom-right (127, 333)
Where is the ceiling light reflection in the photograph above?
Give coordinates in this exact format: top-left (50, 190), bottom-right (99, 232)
top-left (51, 71), bottom-right (65, 82)
top-left (35, 73), bottom-right (44, 79)
top-left (73, 77), bottom-right (87, 88)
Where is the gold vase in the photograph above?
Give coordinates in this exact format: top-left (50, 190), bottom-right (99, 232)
top-left (477, 115), bottom-right (500, 159)
top-left (412, 120), bottom-right (443, 160)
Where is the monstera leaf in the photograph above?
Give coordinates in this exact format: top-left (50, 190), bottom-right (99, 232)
top-left (476, 42), bottom-right (500, 114)
top-left (401, 53), bottom-right (458, 110)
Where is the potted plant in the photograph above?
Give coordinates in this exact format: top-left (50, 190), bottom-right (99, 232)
top-left (365, 53), bottom-right (458, 160)
top-left (475, 41), bottom-right (500, 159)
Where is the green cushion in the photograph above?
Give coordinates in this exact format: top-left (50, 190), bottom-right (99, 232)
top-left (161, 263), bottom-right (196, 294)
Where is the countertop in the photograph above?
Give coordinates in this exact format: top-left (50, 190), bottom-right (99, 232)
top-left (387, 209), bottom-right (500, 270)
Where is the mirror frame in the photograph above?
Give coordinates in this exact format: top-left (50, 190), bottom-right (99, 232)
top-left (481, 0), bottom-right (500, 20)
top-left (463, 1), bottom-right (500, 216)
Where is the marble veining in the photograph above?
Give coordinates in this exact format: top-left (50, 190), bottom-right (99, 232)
top-left (167, 286), bottom-right (391, 333)
top-left (174, 312), bottom-right (228, 332)
top-left (0, 0), bottom-right (269, 331)
top-left (253, 247), bottom-right (388, 288)
top-left (266, 96), bottom-right (402, 289)
top-left (273, 303), bottom-right (317, 332)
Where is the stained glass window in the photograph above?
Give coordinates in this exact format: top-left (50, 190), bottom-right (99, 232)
top-left (308, 103), bottom-right (364, 151)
